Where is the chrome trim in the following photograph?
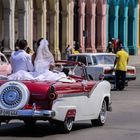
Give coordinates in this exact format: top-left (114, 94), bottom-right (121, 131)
top-left (58, 92), bottom-right (89, 98)
top-left (0, 109), bottom-right (55, 118)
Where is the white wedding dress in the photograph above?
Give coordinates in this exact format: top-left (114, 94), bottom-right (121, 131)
top-left (8, 39), bottom-right (67, 81)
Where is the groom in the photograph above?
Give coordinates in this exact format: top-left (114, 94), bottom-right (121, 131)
top-left (10, 40), bottom-right (34, 73)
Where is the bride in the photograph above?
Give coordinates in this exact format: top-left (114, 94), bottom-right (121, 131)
top-left (8, 39), bottom-right (66, 81)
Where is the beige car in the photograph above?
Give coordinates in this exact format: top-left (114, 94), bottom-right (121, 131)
top-left (0, 52), bottom-right (11, 76)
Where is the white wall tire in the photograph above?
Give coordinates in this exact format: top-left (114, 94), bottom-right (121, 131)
top-left (0, 81), bottom-right (30, 110)
top-left (55, 118), bottom-right (74, 133)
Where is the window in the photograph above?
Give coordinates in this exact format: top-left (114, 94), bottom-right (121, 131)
top-left (77, 56), bottom-right (87, 65)
top-left (95, 55), bottom-right (115, 64)
top-left (92, 56), bottom-right (97, 65)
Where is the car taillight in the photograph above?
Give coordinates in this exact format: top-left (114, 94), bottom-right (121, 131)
top-left (48, 86), bottom-right (57, 100)
top-left (127, 69), bottom-right (136, 74)
top-left (49, 92), bottom-right (57, 100)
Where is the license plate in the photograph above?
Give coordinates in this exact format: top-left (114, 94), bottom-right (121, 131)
top-left (0, 109), bottom-right (17, 116)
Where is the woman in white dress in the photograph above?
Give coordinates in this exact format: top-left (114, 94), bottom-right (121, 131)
top-left (8, 39), bottom-right (66, 81)
top-left (34, 38), bottom-right (55, 73)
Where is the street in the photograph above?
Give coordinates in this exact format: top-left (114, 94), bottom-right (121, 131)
top-left (0, 66), bottom-right (140, 140)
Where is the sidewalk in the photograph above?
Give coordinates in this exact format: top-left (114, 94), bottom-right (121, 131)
top-left (128, 55), bottom-right (140, 66)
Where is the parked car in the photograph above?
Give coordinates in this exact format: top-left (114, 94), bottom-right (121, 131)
top-left (68, 53), bottom-right (136, 85)
top-left (0, 52), bottom-right (11, 76)
top-left (0, 61), bottom-right (111, 133)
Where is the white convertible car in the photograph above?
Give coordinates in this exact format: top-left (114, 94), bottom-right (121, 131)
top-left (68, 53), bottom-right (136, 85)
top-left (0, 61), bottom-right (111, 133)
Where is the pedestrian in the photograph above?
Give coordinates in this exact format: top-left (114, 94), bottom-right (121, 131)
top-left (10, 39), bottom-right (34, 73)
top-left (65, 44), bottom-right (73, 59)
top-left (15, 39), bottom-right (20, 51)
top-left (113, 43), bottom-right (129, 90)
top-left (72, 42), bottom-right (80, 54)
top-left (107, 41), bottom-right (114, 53)
top-left (111, 38), bottom-right (119, 53)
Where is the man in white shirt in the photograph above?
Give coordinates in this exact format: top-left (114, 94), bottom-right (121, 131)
top-left (11, 40), bottom-right (34, 73)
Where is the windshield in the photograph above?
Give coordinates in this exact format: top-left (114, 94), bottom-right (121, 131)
top-left (95, 55), bottom-right (116, 64)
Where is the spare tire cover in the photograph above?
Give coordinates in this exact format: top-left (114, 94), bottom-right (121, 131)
top-left (0, 81), bottom-right (30, 110)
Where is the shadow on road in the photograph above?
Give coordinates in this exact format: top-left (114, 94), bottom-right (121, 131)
top-left (0, 121), bottom-right (94, 137)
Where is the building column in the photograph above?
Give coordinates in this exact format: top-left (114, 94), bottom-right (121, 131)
top-left (106, 4), bottom-right (109, 49)
top-left (3, 7), bottom-right (15, 54)
top-left (0, 3), bottom-right (3, 41)
top-left (101, 14), bottom-right (107, 52)
top-left (18, 0), bottom-right (35, 49)
top-left (128, 7), bottom-right (138, 55)
top-left (109, 5), bottom-right (119, 40)
top-left (86, 2), bottom-right (96, 52)
top-left (42, 0), bottom-right (47, 38)
top-left (91, 3), bottom-right (96, 52)
top-left (119, 7), bottom-right (129, 52)
top-left (36, 1), bottom-right (46, 39)
top-left (138, 4), bottom-right (140, 55)
top-left (114, 5), bottom-right (119, 39)
top-left (49, 0), bottom-right (60, 60)
top-left (61, 10), bottom-right (68, 58)
top-left (79, 1), bottom-right (85, 52)
top-left (97, 4), bottom-right (107, 52)
top-left (28, 0), bottom-right (33, 49)
top-left (68, 0), bottom-right (74, 50)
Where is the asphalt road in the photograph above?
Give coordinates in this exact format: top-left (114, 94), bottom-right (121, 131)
top-left (0, 66), bottom-right (140, 140)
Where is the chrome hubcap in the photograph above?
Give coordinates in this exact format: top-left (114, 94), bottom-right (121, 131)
top-left (100, 101), bottom-right (107, 123)
top-left (0, 86), bottom-right (22, 108)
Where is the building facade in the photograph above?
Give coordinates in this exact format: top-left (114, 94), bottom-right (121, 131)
top-left (0, 0), bottom-right (139, 60)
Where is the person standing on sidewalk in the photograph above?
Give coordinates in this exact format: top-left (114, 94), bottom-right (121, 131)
top-left (113, 44), bottom-right (129, 90)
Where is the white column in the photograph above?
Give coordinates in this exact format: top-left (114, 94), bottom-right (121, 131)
top-left (3, 7), bottom-right (15, 52)
top-left (42, 0), bottom-right (47, 38)
top-left (36, 0), bottom-right (46, 40)
top-left (18, 0), bottom-right (33, 48)
top-left (68, 0), bottom-right (74, 48)
top-left (24, 0), bottom-right (30, 41)
top-left (79, 1), bottom-right (86, 52)
top-left (28, 0), bottom-right (33, 49)
top-left (50, 0), bottom-right (60, 60)
top-left (0, 3), bottom-right (3, 40)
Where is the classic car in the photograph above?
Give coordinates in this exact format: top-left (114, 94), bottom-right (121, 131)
top-left (0, 52), bottom-right (11, 76)
top-left (0, 61), bottom-right (111, 133)
top-left (68, 53), bottom-right (136, 85)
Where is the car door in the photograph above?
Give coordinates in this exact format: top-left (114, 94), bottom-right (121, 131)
top-left (85, 55), bottom-right (103, 80)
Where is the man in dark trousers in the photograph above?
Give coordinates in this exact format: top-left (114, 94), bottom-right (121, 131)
top-left (113, 45), bottom-right (129, 90)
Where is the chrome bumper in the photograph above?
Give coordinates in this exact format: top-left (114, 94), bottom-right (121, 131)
top-left (0, 109), bottom-right (55, 118)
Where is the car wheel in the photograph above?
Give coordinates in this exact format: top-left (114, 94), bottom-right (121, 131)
top-left (0, 81), bottom-right (30, 110)
top-left (55, 118), bottom-right (74, 133)
top-left (91, 100), bottom-right (107, 126)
